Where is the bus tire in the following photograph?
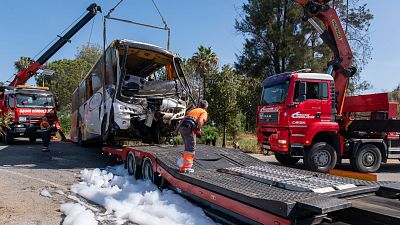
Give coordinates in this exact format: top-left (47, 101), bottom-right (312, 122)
top-left (127, 152), bottom-right (137, 178)
top-left (275, 153), bottom-right (300, 165)
top-left (351, 144), bottom-right (382, 173)
top-left (304, 142), bottom-right (337, 173)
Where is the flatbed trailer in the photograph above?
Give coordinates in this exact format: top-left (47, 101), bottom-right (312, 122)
top-left (103, 145), bottom-right (400, 225)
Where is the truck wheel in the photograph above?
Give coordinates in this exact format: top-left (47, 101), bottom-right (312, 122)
top-left (351, 144), bottom-right (382, 173)
top-left (304, 142), bottom-right (337, 173)
top-left (141, 157), bottom-right (154, 183)
top-left (4, 130), bottom-right (13, 145)
top-left (29, 137), bottom-right (36, 143)
top-left (275, 153), bottom-right (300, 165)
top-left (127, 152), bottom-right (137, 178)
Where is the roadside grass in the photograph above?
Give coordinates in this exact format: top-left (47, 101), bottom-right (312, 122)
top-left (172, 131), bottom-right (261, 154)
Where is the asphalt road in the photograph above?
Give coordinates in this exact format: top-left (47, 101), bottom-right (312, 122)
top-left (0, 139), bottom-right (114, 225)
top-left (0, 140), bottom-right (399, 224)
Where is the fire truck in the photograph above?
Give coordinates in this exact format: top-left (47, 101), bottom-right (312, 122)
top-left (257, 0), bottom-right (400, 173)
top-left (0, 3), bottom-right (101, 144)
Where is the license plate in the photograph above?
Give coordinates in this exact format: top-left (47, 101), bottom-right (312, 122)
top-left (262, 144), bottom-right (271, 150)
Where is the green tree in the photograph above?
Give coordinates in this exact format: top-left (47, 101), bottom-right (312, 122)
top-left (190, 45), bottom-right (218, 100)
top-left (14, 56), bottom-right (33, 73)
top-left (75, 44), bottom-right (102, 65)
top-left (207, 65), bottom-right (241, 147)
top-left (36, 59), bottom-right (91, 108)
top-left (235, 0), bottom-right (374, 131)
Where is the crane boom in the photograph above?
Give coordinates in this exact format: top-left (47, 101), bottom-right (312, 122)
top-left (294, 0), bottom-right (354, 116)
top-left (9, 3), bottom-right (101, 87)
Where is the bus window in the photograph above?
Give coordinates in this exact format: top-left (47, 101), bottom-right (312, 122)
top-left (86, 76), bottom-right (93, 99)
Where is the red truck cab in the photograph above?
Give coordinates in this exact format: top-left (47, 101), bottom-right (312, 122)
top-left (1, 86), bottom-right (58, 144)
top-left (257, 72), bottom-right (400, 173)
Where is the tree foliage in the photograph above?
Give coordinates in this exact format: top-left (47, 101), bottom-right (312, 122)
top-left (207, 65), bottom-right (241, 146)
top-left (14, 56), bottom-right (33, 73)
top-left (75, 44), bottom-right (102, 65)
top-left (190, 45), bottom-right (219, 100)
top-left (35, 44), bottom-right (98, 108)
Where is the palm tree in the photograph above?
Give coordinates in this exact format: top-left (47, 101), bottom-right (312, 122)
top-left (190, 45), bottom-right (218, 100)
top-left (14, 56), bottom-right (33, 73)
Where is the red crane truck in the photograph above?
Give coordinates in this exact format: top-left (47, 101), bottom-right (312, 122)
top-left (0, 3), bottom-right (101, 144)
top-left (257, 0), bottom-right (400, 173)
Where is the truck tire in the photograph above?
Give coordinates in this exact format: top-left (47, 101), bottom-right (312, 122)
top-left (4, 130), bottom-right (13, 145)
top-left (275, 153), bottom-right (300, 165)
top-left (350, 144), bottom-right (382, 173)
top-left (127, 152), bottom-right (137, 178)
top-left (29, 137), bottom-right (36, 143)
top-left (141, 157), bottom-right (154, 183)
top-left (304, 142), bottom-right (337, 173)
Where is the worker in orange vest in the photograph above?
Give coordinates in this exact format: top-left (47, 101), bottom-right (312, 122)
top-left (173, 100), bottom-right (208, 173)
top-left (40, 116), bottom-right (51, 152)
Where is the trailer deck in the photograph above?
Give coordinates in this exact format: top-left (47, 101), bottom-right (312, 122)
top-left (103, 145), bottom-right (400, 224)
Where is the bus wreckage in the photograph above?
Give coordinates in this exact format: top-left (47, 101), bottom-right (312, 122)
top-left (71, 40), bottom-right (192, 145)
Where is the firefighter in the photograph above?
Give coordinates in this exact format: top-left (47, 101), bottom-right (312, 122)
top-left (173, 100), bottom-right (208, 173)
top-left (40, 117), bottom-right (51, 152)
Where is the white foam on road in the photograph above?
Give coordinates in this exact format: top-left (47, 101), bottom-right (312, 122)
top-left (63, 165), bottom-right (216, 225)
top-left (40, 188), bottom-right (52, 198)
top-left (60, 202), bottom-right (98, 225)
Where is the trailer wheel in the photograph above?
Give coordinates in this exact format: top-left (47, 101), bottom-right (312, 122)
top-left (127, 152), bottom-right (137, 177)
top-left (141, 157), bottom-right (154, 183)
top-left (275, 153), bottom-right (300, 165)
top-left (351, 144), bottom-right (382, 173)
top-left (304, 142), bottom-right (337, 173)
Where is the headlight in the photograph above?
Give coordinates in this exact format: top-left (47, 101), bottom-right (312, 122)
top-left (19, 117), bottom-right (27, 122)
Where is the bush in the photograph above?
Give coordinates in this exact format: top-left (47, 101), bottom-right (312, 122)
top-left (0, 113), bottom-right (11, 136)
top-left (58, 109), bottom-right (71, 135)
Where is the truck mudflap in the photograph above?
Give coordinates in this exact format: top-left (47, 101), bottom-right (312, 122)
top-left (104, 145), bottom-right (400, 224)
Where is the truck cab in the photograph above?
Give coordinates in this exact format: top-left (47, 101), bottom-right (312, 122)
top-left (257, 72), bottom-right (340, 171)
top-left (1, 86), bottom-right (58, 143)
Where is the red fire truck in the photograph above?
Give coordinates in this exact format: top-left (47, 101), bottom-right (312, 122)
top-left (257, 0), bottom-right (400, 173)
top-left (0, 3), bottom-right (101, 144)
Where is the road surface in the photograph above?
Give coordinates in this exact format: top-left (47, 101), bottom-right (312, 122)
top-left (0, 140), bottom-right (399, 224)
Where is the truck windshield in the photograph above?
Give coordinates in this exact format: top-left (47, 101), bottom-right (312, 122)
top-left (260, 81), bottom-right (289, 106)
top-left (16, 94), bottom-right (54, 108)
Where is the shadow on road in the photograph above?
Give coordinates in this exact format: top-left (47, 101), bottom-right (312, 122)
top-left (0, 139), bottom-right (117, 170)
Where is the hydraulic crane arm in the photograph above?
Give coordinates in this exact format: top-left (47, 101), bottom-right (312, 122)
top-left (9, 3), bottom-right (102, 87)
top-left (294, 0), bottom-right (355, 116)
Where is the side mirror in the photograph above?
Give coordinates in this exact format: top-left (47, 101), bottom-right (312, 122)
top-left (299, 82), bottom-right (307, 102)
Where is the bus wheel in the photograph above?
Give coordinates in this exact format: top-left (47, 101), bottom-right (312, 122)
top-left (141, 157), bottom-right (154, 183)
top-left (78, 130), bottom-right (85, 146)
top-left (127, 152), bottom-right (137, 178)
top-left (29, 137), bottom-right (36, 143)
top-left (304, 142), bottom-right (337, 173)
top-left (351, 144), bottom-right (382, 173)
top-left (275, 153), bottom-right (300, 165)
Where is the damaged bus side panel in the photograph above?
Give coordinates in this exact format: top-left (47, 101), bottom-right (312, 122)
top-left (71, 40), bottom-right (190, 145)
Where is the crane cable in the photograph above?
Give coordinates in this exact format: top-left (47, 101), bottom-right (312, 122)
top-left (150, 0), bottom-right (169, 30)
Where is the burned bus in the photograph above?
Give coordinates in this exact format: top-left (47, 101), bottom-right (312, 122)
top-left (71, 39), bottom-right (191, 145)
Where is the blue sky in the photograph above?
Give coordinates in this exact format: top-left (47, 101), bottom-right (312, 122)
top-left (0, 0), bottom-right (398, 92)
